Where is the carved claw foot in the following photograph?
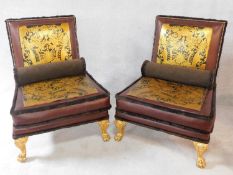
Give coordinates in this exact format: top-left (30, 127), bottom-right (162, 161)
top-left (102, 133), bottom-right (111, 142)
top-left (14, 137), bottom-right (28, 162)
top-left (193, 141), bottom-right (208, 168)
top-left (114, 133), bottom-right (124, 142)
top-left (196, 157), bottom-right (206, 169)
top-left (98, 120), bottom-right (111, 142)
top-left (114, 120), bottom-right (126, 142)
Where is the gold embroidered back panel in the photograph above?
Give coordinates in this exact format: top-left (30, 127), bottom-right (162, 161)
top-left (156, 24), bottom-right (213, 69)
top-left (19, 23), bottom-right (72, 67)
top-left (127, 77), bottom-right (206, 111)
top-left (18, 22), bottom-right (82, 107)
top-left (22, 75), bottom-right (98, 107)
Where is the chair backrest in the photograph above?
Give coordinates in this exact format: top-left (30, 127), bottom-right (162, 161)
top-left (152, 16), bottom-right (227, 74)
top-left (6, 15), bottom-right (79, 68)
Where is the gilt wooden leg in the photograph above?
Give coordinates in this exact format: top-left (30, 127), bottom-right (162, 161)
top-left (114, 120), bottom-right (126, 142)
top-left (98, 119), bottom-right (111, 142)
top-left (193, 141), bottom-right (208, 168)
top-left (14, 137), bottom-right (28, 162)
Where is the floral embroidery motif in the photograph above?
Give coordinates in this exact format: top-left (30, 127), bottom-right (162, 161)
top-left (19, 23), bottom-right (72, 67)
top-left (127, 77), bottom-right (206, 111)
top-left (22, 75), bottom-right (98, 107)
top-left (156, 24), bottom-right (212, 69)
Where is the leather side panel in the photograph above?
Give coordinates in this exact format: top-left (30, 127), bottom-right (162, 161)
top-left (13, 110), bottom-right (108, 139)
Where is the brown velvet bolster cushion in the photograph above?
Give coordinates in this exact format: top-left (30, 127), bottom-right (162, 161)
top-left (141, 60), bottom-right (212, 88)
top-left (15, 58), bottom-right (86, 86)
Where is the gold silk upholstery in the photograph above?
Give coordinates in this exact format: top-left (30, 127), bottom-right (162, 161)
top-left (22, 75), bottom-right (98, 107)
top-left (127, 77), bottom-right (206, 111)
top-left (139, 24), bottom-right (213, 110)
top-left (19, 23), bottom-right (72, 67)
top-left (156, 24), bottom-right (212, 69)
top-left (19, 22), bottom-right (77, 107)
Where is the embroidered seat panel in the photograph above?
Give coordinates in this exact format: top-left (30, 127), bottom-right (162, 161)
top-left (127, 77), bottom-right (206, 111)
top-left (22, 75), bottom-right (98, 107)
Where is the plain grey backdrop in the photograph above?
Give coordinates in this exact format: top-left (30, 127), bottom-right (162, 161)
top-left (0, 0), bottom-right (232, 174)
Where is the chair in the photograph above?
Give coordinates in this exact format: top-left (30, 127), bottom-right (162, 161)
top-left (114, 15), bottom-right (227, 168)
top-left (6, 15), bottom-right (111, 162)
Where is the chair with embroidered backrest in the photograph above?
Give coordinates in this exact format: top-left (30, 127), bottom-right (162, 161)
top-left (6, 15), bottom-right (111, 162)
top-left (114, 15), bottom-right (227, 168)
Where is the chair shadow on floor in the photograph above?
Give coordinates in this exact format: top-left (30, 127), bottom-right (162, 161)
top-left (206, 140), bottom-right (233, 170)
top-left (27, 122), bottom-right (172, 162)
top-left (205, 105), bottom-right (233, 170)
top-left (27, 119), bottom-right (233, 171)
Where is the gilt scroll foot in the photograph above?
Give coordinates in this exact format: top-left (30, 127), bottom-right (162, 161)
top-left (98, 120), bottom-right (111, 142)
top-left (193, 141), bottom-right (208, 168)
top-left (15, 137), bottom-right (28, 162)
top-left (114, 120), bottom-right (126, 142)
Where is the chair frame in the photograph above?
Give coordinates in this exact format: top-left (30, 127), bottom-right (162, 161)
top-left (6, 15), bottom-right (111, 162)
top-left (114, 15), bottom-right (227, 168)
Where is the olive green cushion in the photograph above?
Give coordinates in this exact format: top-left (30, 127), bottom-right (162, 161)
top-left (141, 60), bottom-right (213, 88)
top-left (15, 58), bottom-right (86, 86)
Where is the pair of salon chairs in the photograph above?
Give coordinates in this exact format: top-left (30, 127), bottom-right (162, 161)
top-left (6, 15), bottom-right (227, 168)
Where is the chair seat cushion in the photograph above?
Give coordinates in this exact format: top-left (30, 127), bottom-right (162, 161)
top-left (13, 73), bottom-right (108, 113)
top-left (118, 77), bottom-right (214, 115)
top-left (21, 75), bottom-right (97, 108)
top-left (115, 77), bottom-right (215, 143)
top-left (11, 73), bottom-right (111, 131)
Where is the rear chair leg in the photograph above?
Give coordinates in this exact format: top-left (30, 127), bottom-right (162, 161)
top-left (193, 141), bottom-right (208, 168)
top-left (114, 120), bottom-right (126, 142)
top-left (98, 120), bottom-right (111, 142)
top-left (14, 137), bottom-right (28, 162)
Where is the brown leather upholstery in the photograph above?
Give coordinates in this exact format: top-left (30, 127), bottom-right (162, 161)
top-left (6, 15), bottom-right (111, 139)
top-left (115, 15), bottom-right (227, 143)
top-left (116, 77), bottom-right (216, 143)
